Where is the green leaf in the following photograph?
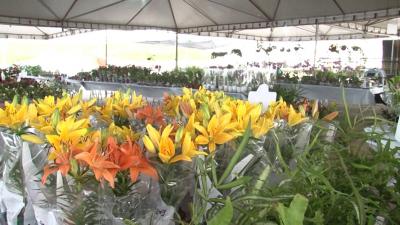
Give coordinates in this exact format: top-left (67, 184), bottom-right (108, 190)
top-left (218, 123), bottom-right (251, 185)
top-left (208, 197), bottom-right (233, 225)
top-left (216, 176), bottom-right (251, 190)
top-left (276, 194), bottom-right (308, 225)
top-left (123, 219), bottom-right (139, 225)
top-left (51, 108), bottom-right (61, 129)
top-left (201, 103), bottom-right (211, 121)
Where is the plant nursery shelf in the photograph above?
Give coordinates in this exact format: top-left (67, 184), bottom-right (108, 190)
top-left (67, 80), bottom-right (247, 100)
top-left (276, 83), bottom-right (378, 105)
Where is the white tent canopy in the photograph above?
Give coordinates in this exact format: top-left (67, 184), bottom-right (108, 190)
top-left (0, 24), bottom-right (91, 39)
top-left (0, 0), bottom-right (399, 33)
top-left (203, 18), bottom-right (400, 41)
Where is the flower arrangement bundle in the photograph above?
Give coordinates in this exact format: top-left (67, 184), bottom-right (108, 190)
top-left (0, 87), bottom-right (311, 225)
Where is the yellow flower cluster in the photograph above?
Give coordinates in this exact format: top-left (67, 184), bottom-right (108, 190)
top-left (0, 87), bottom-right (307, 166)
top-left (143, 87), bottom-right (308, 162)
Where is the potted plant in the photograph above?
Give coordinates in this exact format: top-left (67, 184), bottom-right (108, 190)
top-left (223, 77), bottom-right (228, 91)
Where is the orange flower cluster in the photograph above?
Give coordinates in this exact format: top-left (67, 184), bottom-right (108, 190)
top-left (43, 136), bottom-right (158, 188)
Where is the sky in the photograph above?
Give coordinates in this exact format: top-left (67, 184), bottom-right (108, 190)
top-left (0, 29), bottom-right (387, 75)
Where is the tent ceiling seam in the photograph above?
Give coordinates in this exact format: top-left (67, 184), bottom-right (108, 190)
top-left (35, 26), bottom-right (48, 35)
top-left (333, 23), bottom-right (389, 36)
top-left (295, 26), bottom-right (316, 33)
top-left (167, 0), bottom-right (178, 29)
top-left (62, 0), bottom-right (79, 21)
top-left (207, 0), bottom-right (265, 20)
top-left (125, 0), bottom-right (153, 25)
top-left (181, 0), bottom-right (217, 25)
top-left (332, 0), bottom-right (345, 14)
top-left (36, 0), bottom-right (61, 20)
top-left (366, 17), bottom-right (395, 26)
top-left (48, 28), bottom-right (93, 39)
top-left (248, 0), bottom-right (272, 21)
top-left (324, 26), bottom-right (333, 35)
top-left (272, 0), bottom-right (281, 20)
top-left (66, 0), bottom-right (128, 20)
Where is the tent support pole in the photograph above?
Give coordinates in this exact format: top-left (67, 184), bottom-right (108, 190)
top-left (390, 39), bottom-right (395, 75)
top-left (313, 24), bottom-right (319, 75)
top-left (175, 31), bottom-right (178, 70)
top-left (105, 30), bottom-right (108, 66)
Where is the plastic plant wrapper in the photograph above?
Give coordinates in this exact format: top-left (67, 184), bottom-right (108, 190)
top-left (0, 131), bottom-right (36, 225)
top-left (116, 176), bottom-right (175, 225)
top-left (157, 162), bottom-right (195, 210)
top-left (22, 141), bottom-right (58, 225)
top-left (111, 176), bottom-right (175, 225)
top-left (263, 121), bottom-right (313, 182)
top-left (53, 175), bottom-right (121, 225)
top-left (320, 121), bottom-right (338, 143)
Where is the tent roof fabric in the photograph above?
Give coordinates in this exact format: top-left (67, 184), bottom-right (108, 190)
top-left (0, 24), bottom-right (91, 39)
top-left (0, 0), bottom-right (399, 31)
top-left (202, 18), bottom-right (400, 41)
top-left (0, 0), bottom-right (399, 41)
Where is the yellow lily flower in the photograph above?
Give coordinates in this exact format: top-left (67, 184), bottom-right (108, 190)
top-left (195, 113), bottom-right (236, 153)
top-left (80, 98), bottom-right (98, 118)
top-left (0, 102), bottom-right (37, 132)
top-left (108, 122), bottom-right (139, 142)
top-left (163, 94), bottom-right (181, 117)
top-left (30, 116), bottom-right (53, 134)
top-left (144, 124), bottom-right (198, 164)
top-left (45, 117), bottom-right (89, 160)
top-left (288, 105), bottom-right (308, 127)
top-left (252, 116), bottom-right (274, 138)
top-left (158, 124), bottom-right (175, 163)
top-left (170, 133), bottom-right (207, 163)
top-left (184, 113), bottom-right (199, 136)
top-left (112, 90), bottom-right (146, 118)
top-left (235, 101), bottom-right (263, 133)
top-left (144, 124), bottom-right (174, 162)
top-left (35, 96), bottom-right (69, 117)
top-left (143, 135), bottom-right (156, 153)
top-left (97, 98), bottom-right (114, 123)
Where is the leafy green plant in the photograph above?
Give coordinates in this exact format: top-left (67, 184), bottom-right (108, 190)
top-left (0, 79), bottom-right (65, 102)
top-left (71, 65), bottom-right (205, 89)
top-left (22, 65), bottom-right (42, 77)
top-left (388, 76), bottom-right (400, 107)
top-left (272, 85), bottom-right (303, 105)
top-left (277, 194), bottom-right (308, 225)
top-left (208, 197), bottom-right (233, 225)
top-left (189, 89), bottom-right (399, 225)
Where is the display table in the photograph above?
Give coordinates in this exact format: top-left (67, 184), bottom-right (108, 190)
top-left (66, 80), bottom-right (247, 100)
top-left (276, 83), bottom-right (379, 105)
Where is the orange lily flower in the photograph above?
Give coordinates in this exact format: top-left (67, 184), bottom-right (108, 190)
top-left (136, 105), bottom-right (165, 127)
top-left (74, 141), bottom-right (120, 188)
top-left (41, 151), bottom-right (72, 184)
top-left (119, 137), bottom-right (158, 182)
